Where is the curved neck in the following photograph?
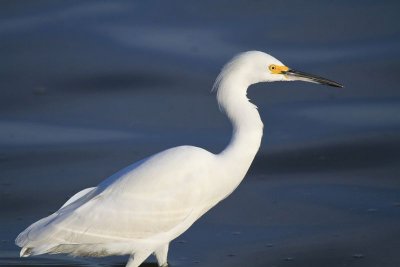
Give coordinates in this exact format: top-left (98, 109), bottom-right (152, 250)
top-left (216, 77), bottom-right (263, 173)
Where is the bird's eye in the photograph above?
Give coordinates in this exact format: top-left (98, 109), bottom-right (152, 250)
top-left (269, 65), bottom-right (276, 71)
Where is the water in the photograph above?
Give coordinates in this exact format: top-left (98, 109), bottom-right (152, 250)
top-left (1, 1), bottom-right (400, 266)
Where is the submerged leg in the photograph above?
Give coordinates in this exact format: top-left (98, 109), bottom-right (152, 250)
top-left (126, 251), bottom-right (152, 267)
top-left (154, 243), bottom-right (169, 267)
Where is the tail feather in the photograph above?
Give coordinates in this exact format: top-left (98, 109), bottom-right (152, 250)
top-left (15, 213), bottom-right (58, 247)
top-left (19, 243), bottom-right (59, 258)
top-left (20, 247), bottom-right (32, 257)
top-left (15, 187), bottom-right (97, 257)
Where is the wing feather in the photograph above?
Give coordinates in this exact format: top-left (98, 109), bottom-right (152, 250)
top-left (17, 146), bottom-right (216, 249)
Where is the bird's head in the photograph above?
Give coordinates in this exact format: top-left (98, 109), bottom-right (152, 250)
top-left (217, 51), bottom-right (343, 88)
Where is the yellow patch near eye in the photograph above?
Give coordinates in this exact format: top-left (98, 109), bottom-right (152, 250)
top-left (269, 64), bottom-right (289, 74)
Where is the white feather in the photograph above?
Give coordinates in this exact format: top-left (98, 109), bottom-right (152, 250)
top-left (16, 51), bottom-right (341, 267)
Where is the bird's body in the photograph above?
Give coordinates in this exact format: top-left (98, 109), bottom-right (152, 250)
top-left (16, 51), bottom-right (342, 267)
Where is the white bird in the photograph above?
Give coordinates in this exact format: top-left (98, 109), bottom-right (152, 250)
top-left (16, 51), bottom-right (342, 267)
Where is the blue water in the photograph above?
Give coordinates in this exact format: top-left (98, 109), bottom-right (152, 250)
top-left (1, 1), bottom-right (400, 266)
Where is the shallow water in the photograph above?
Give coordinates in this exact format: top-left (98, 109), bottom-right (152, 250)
top-left (1, 1), bottom-right (400, 266)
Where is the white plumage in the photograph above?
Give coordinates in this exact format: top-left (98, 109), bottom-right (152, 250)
top-left (16, 51), bottom-right (342, 267)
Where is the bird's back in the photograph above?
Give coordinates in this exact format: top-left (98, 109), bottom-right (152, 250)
top-left (16, 145), bottom-right (219, 257)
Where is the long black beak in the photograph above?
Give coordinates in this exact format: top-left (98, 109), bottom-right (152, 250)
top-left (283, 69), bottom-right (343, 88)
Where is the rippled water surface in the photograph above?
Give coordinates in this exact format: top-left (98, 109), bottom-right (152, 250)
top-left (1, 1), bottom-right (400, 266)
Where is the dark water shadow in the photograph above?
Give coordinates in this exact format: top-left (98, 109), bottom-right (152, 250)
top-left (0, 257), bottom-right (159, 267)
top-left (57, 72), bottom-right (175, 92)
top-left (0, 257), bottom-right (87, 267)
top-left (256, 235), bottom-right (400, 267)
top-left (260, 247), bottom-right (372, 267)
top-left (252, 136), bottom-right (400, 175)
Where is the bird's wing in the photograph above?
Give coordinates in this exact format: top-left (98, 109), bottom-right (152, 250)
top-left (18, 146), bottom-right (216, 247)
top-left (15, 186), bottom-right (98, 248)
top-left (60, 187), bottom-right (96, 209)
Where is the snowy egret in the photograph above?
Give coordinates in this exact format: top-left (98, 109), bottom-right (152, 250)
top-left (16, 51), bottom-right (342, 267)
